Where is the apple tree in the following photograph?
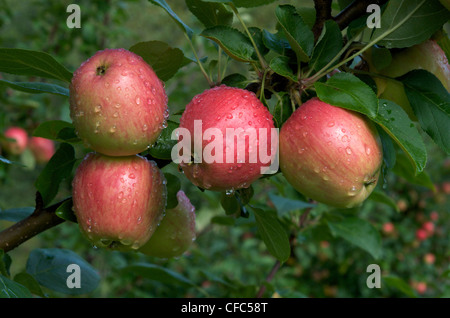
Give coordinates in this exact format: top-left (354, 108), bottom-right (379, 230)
top-left (0, 0), bottom-right (449, 298)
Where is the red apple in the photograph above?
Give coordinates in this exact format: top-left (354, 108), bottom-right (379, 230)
top-left (423, 253), bottom-right (435, 265)
top-left (1, 127), bottom-right (28, 155)
top-left (69, 48), bottom-right (169, 156)
top-left (382, 222), bottom-right (395, 234)
top-left (139, 190), bottom-right (196, 258)
top-left (72, 152), bottom-right (167, 250)
top-left (177, 85), bottom-right (277, 192)
top-left (279, 97), bottom-right (383, 208)
top-left (422, 221), bottom-right (435, 236)
top-left (430, 211), bottom-right (439, 221)
top-left (414, 281), bottom-right (427, 295)
top-left (415, 228), bottom-right (428, 241)
top-left (28, 136), bottom-right (55, 164)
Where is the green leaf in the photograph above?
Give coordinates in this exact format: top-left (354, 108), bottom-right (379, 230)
top-left (149, 120), bottom-right (179, 160)
top-left (368, 190), bottom-right (399, 212)
top-left (314, 72), bottom-right (379, 118)
top-left (269, 56), bottom-right (297, 82)
top-left (376, 125), bottom-right (396, 170)
top-left (370, 47), bottom-right (392, 71)
top-left (13, 272), bottom-right (46, 298)
top-left (32, 120), bottom-right (81, 144)
top-left (220, 192), bottom-right (240, 215)
top-left (26, 248), bottom-right (100, 295)
top-left (121, 263), bottom-right (195, 287)
top-left (262, 30), bottom-right (290, 55)
top-left (0, 80), bottom-right (69, 97)
top-left (0, 155), bottom-right (25, 167)
top-left (309, 20), bottom-right (343, 72)
top-left (383, 275), bottom-right (417, 298)
top-left (163, 172), bottom-right (181, 209)
top-left (252, 206), bottom-right (290, 262)
top-left (275, 5), bottom-right (314, 63)
top-left (129, 41), bottom-right (191, 82)
top-left (392, 152), bottom-right (435, 190)
top-left (371, 0), bottom-right (450, 49)
top-left (34, 143), bottom-right (77, 207)
top-left (201, 25), bottom-right (255, 62)
top-left (373, 100), bottom-right (427, 175)
top-left (55, 198), bottom-right (77, 223)
top-left (186, 0), bottom-right (233, 27)
top-left (272, 92), bottom-right (293, 128)
top-left (221, 73), bottom-right (247, 88)
top-left (327, 217), bottom-right (382, 259)
top-left (0, 48), bottom-right (72, 82)
top-left (211, 215), bottom-right (236, 226)
top-left (268, 193), bottom-right (315, 216)
top-left (232, 0), bottom-right (278, 7)
top-left (400, 70), bottom-right (450, 155)
top-left (0, 274), bottom-right (32, 298)
top-left (0, 207), bottom-right (34, 222)
top-left (148, 0), bottom-right (194, 38)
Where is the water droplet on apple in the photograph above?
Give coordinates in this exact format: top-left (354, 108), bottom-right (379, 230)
top-left (345, 147), bottom-right (352, 155)
top-left (327, 121), bottom-right (335, 127)
top-left (129, 173), bottom-right (136, 179)
top-left (109, 125), bottom-right (116, 133)
top-left (142, 124), bottom-right (148, 132)
top-left (342, 135), bottom-right (349, 142)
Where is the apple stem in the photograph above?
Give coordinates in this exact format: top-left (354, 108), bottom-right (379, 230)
top-left (229, 3), bottom-right (268, 70)
top-left (184, 33), bottom-right (215, 88)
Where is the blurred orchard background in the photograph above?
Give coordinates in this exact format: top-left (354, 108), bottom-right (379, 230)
top-left (0, 0), bottom-right (448, 298)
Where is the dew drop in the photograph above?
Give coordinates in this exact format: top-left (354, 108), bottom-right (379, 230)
top-left (94, 105), bottom-right (102, 114)
top-left (129, 173), bottom-right (136, 179)
top-left (327, 121), bottom-right (335, 127)
top-left (135, 97), bottom-right (141, 105)
top-left (342, 135), bottom-right (349, 142)
top-left (346, 147), bottom-right (352, 155)
top-left (109, 125), bottom-right (116, 133)
top-left (142, 124), bottom-right (148, 132)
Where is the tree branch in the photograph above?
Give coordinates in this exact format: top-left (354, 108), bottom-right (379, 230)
top-left (333, 0), bottom-right (389, 30)
top-left (0, 193), bottom-right (69, 253)
top-left (312, 0), bottom-right (333, 42)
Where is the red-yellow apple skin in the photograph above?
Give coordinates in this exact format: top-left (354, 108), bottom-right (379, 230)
top-left (72, 152), bottom-right (167, 250)
top-left (139, 190), bottom-right (196, 258)
top-left (279, 98), bottom-right (383, 208)
top-left (28, 136), bottom-right (55, 164)
top-left (179, 85), bottom-right (277, 192)
top-left (69, 48), bottom-right (168, 156)
top-left (367, 40), bottom-right (450, 119)
top-left (2, 127), bottom-right (28, 155)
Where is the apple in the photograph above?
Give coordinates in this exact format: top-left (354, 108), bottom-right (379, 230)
top-left (430, 211), bottom-right (439, 221)
top-left (415, 228), bottom-right (428, 241)
top-left (28, 136), bottom-right (55, 164)
top-left (414, 281), bottom-right (427, 295)
top-left (366, 40), bottom-right (450, 119)
top-left (423, 253), bottom-right (435, 265)
top-left (72, 152), bottom-right (167, 250)
top-left (178, 85), bottom-right (277, 192)
top-left (139, 190), bottom-right (196, 258)
top-left (69, 48), bottom-right (169, 156)
top-left (1, 127), bottom-right (28, 155)
top-left (382, 222), bottom-right (395, 234)
top-left (279, 97), bottom-right (383, 208)
top-left (422, 221), bottom-right (435, 236)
